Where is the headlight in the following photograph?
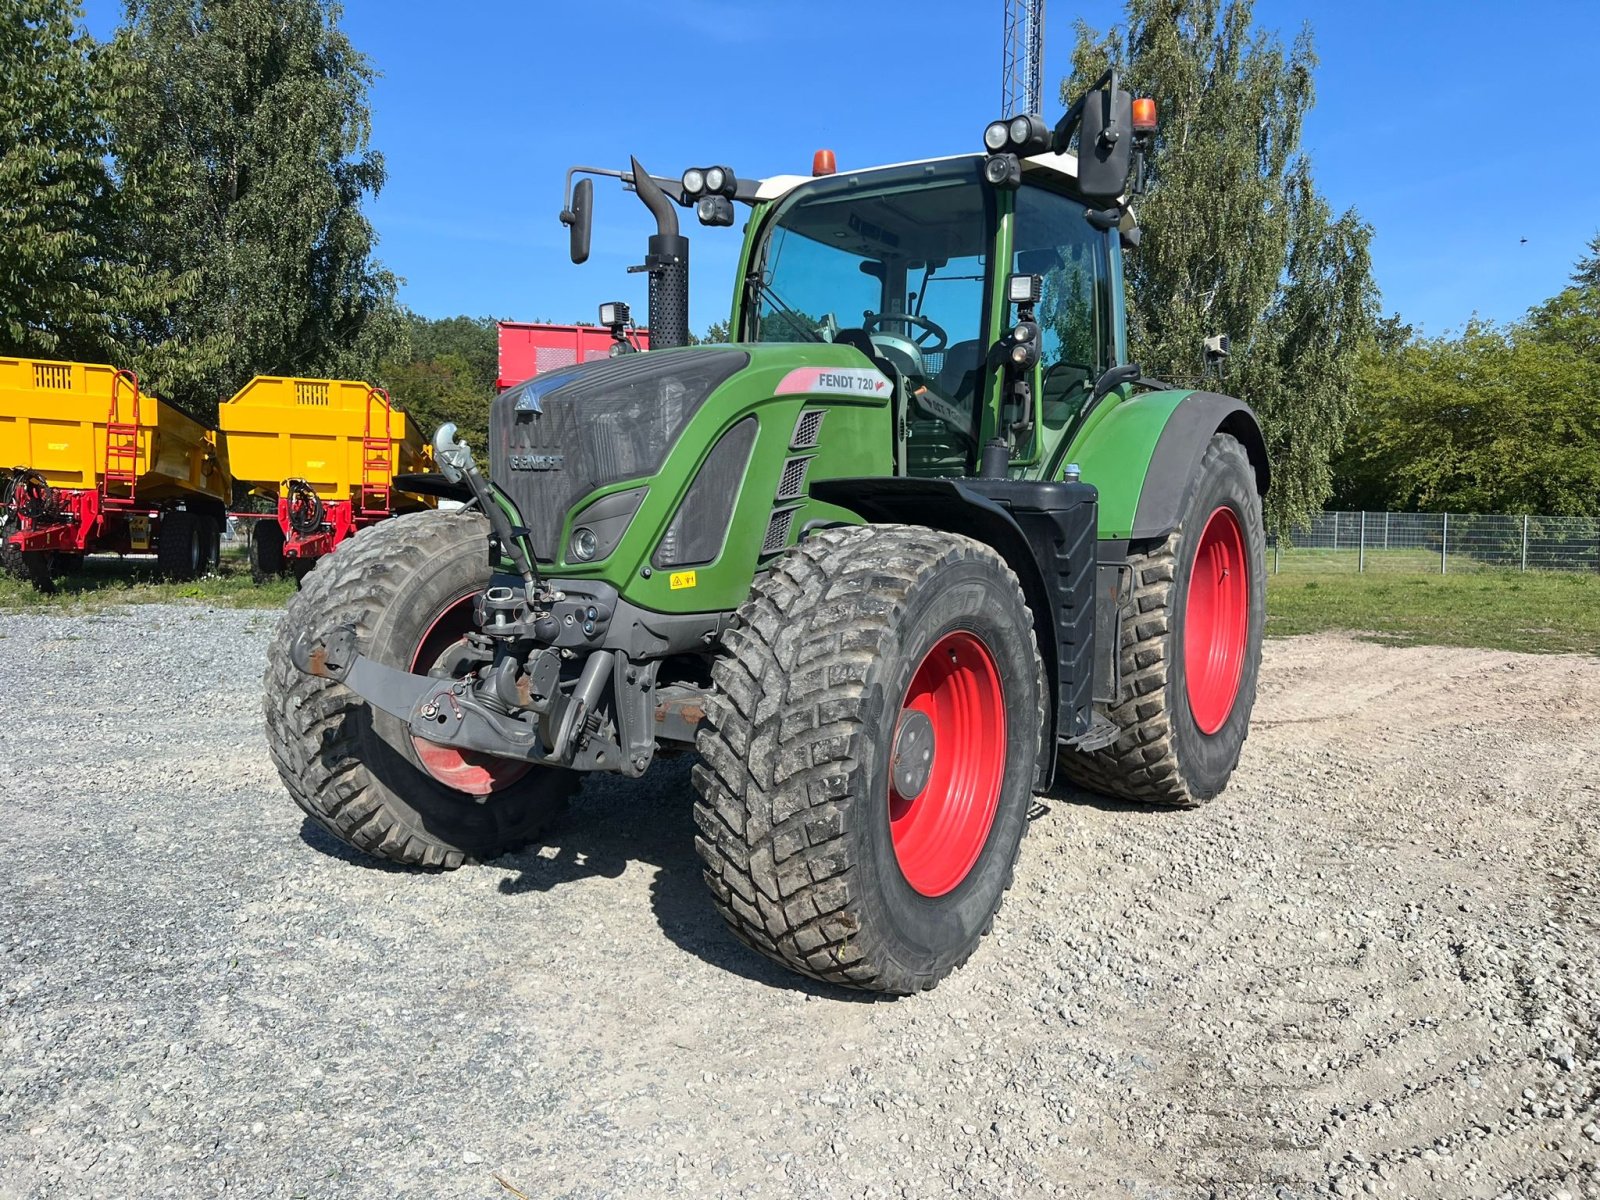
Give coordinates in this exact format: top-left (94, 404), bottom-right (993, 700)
top-left (983, 120), bottom-right (1010, 151)
top-left (682, 168), bottom-right (705, 196)
top-left (570, 526), bottom-right (598, 561)
top-left (1009, 116), bottom-right (1033, 145)
top-left (704, 166), bottom-right (726, 194)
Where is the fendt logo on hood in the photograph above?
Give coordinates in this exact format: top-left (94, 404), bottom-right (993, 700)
top-left (774, 366), bottom-right (892, 398)
top-left (509, 453), bottom-right (564, 471)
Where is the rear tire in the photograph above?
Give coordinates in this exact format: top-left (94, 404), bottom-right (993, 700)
top-left (1058, 432), bottom-right (1265, 805)
top-left (249, 519), bottom-right (286, 583)
top-left (693, 524), bottom-right (1044, 994)
top-left (263, 510), bottom-right (577, 869)
top-left (157, 510), bottom-right (203, 580)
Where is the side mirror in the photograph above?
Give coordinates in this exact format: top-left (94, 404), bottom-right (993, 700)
top-left (564, 178), bottom-right (593, 265)
top-left (1077, 84), bottom-right (1135, 202)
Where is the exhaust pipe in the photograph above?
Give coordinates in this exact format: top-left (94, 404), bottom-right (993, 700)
top-left (630, 156), bottom-right (690, 350)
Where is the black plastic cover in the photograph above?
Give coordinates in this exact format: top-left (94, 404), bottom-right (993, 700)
top-left (491, 348), bottom-right (749, 560)
top-left (654, 417), bottom-right (757, 568)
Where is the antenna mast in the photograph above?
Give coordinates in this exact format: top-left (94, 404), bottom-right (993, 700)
top-left (1001, 0), bottom-right (1045, 116)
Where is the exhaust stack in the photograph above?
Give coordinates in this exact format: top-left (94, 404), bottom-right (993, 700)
top-left (629, 157), bottom-right (690, 350)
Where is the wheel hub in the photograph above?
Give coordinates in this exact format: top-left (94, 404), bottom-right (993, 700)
top-left (887, 630), bottom-right (1007, 898)
top-left (890, 709), bottom-right (936, 800)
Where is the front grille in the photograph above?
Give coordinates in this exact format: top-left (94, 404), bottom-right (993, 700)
top-left (491, 349), bottom-right (749, 560)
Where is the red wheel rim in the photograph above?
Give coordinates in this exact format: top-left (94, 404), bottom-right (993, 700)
top-left (888, 631), bottom-right (1007, 898)
top-left (407, 592), bottom-right (532, 796)
top-left (1184, 506), bottom-right (1249, 735)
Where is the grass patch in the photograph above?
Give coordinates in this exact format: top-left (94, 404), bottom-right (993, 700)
top-left (1266, 569), bottom-right (1600, 655)
top-left (0, 545), bottom-right (295, 613)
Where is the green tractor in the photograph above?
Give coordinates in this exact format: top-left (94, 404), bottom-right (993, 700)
top-left (265, 74), bottom-right (1268, 994)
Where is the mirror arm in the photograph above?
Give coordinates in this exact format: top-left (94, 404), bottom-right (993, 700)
top-left (1050, 67), bottom-right (1114, 154)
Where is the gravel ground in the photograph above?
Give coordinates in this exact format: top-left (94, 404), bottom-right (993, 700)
top-left (1, 604), bottom-right (1596, 1200)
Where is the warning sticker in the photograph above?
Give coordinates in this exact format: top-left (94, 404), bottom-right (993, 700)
top-left (774, 366), bottom-right (892, 398)
top-left (669, 570), bottom-right (698, 591)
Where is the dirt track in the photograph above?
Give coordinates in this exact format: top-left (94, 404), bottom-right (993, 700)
top-left (1, 607), bottom-right (1596, 1198)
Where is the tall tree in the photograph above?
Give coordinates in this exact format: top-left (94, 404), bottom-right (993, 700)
top-left (105, 0), bottom-right (400, 416)
top-left (0, 0), bottom-right (124, 360)
top-left (1572, 231), bottom-right (1600, 291)
top-left (1065, 0), bottom-right (1377, 532)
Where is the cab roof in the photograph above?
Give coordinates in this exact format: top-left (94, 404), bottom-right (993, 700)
top-left (752, 149), bottom-right (1083, 203)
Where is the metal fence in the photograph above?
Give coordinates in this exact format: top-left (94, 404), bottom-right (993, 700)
top-left (1271, 512), bottom-right (1600, 574)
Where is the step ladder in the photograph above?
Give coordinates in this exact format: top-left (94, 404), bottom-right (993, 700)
top-left (102, 369), bottom-right (142, 506)
top-left (359, 387), bottom-right (394, 516)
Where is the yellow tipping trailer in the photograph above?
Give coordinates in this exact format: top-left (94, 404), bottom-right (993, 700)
top-left (216, 375), bottom-right (435, 579)
top-left (0, 357), bottom-right (231, 588)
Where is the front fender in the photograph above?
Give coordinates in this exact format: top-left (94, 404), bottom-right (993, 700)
top-left (1069, 389), bottom-right (1269, 540)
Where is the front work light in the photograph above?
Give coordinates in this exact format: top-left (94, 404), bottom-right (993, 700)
top-left (599, 301), bottom-right (630, 328)
top-left (983, 152), bottom-right (1021, 188)
top-left (1007, 273), bottom-right (1043, 306)
top-left (1007, 321), bottom-right (1041, 368)
top-left (1006, 114), bottom-right (1050, 154)
top-left (696, 194), bottom-right (735, 227)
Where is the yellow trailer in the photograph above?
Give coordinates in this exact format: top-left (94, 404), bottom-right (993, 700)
top-left (216, 375), bottom-right (435, 579)
top-left (0, 357), bottom-right (231, 588)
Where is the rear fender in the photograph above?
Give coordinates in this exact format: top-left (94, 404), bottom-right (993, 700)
top-left (1071, 389), bottom-right (1269, 541)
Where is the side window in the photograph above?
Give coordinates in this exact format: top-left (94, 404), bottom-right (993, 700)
top-left (1013, 185), bottom-right (1113, 424)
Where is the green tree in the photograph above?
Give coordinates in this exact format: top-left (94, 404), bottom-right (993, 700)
top-left (1333, 318), bottom-right (1600, 518)
top-left (105, 0), bottom-right (400, 417)
top-left (0, 0), bottom-right (125, 360)
top-left (378, 313), bottom-right (497, 450)
top-left (1065, 0), bottom-right (1377, 532)
top-left (1572, 231), bottom-right (1600, 291)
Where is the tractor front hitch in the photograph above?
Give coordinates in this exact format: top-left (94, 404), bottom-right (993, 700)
top-left (289, 623), bottom-right (654, 774)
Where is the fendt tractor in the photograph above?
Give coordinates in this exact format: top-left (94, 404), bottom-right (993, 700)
top-left (265, 73), bottom-right (1269, 994)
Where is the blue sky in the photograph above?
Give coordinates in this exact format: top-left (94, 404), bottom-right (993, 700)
top-left (80, 1), bottom-right (1600, 339)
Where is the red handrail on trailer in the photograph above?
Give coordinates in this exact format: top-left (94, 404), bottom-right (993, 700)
top-left (359, 386), bottom-right (394, 517)
top-left (103, 368), bottom-right (142, 506)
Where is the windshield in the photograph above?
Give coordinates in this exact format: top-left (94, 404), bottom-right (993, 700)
top-left (748, 159), bottom-right (994, 474)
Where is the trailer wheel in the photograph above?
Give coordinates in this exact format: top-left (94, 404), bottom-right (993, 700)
top-left (1059, 432), bottom-right (1265, 805)
top-left (694, 524), bottom-right (1044, 994)
top-left (249, 520), bottom-right (286, 583)
top-left (0, 516), bottom-right (24, 580)
top-left (157, 510), bottom-right (204, 580)
top-left (263, 510), bottom-right (576, 869)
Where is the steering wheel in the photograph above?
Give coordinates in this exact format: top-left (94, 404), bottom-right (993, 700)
top-left (863, 311), bottom-right (949, 354)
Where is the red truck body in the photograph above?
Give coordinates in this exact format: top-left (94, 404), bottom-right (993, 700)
top-left (496, 322), bottom-right (652, 390)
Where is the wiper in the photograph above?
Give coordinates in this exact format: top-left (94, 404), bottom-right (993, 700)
top-left (748, 274), bottom-right (823, 342)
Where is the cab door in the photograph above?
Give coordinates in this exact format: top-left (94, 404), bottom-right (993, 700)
top-left (1008, 180), bottom-right (1119, 478)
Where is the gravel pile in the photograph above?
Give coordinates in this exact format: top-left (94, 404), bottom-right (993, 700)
top-left (1, 605), bottom-right (1596, 1198)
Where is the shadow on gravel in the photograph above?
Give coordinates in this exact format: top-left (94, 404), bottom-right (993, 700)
top-left (1042, 783), bottom-right (1180, 815)
top-left (297, 819), bottom-right (417, 873)
top-left (494, 758), bottom-right (881, 1002)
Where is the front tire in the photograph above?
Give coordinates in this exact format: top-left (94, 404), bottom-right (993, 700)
top-left (263, 510), bottom-right (577, 868)
top-left (693, 525), bottom-right (1044, 994)
top-left (1059, 432), bottom-right (1266, 805)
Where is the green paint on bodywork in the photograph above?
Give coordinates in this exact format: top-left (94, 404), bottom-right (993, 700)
top-left (1062, 387), bottom-right (1196, 538)
top-left (542, 342), bottom-right (891, 615)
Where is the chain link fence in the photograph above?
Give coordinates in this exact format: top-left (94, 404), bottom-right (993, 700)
top-left (1271, 512), bottom-right (1600, 574)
